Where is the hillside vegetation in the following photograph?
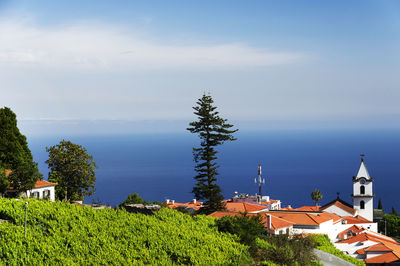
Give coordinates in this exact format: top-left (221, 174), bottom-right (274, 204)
top-left (0, 198), bottom-right (250, 265)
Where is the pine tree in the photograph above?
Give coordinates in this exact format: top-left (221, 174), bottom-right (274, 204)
top-left (392, 206), bottom-right (398, 216)
top-left (0, 107), bottom-right (41, 194)
top-left (187, 94), bottom-right (237, 214)
top-left (378, 198), bottom-right (383, 210)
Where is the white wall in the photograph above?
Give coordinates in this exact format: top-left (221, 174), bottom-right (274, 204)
top-left (353, 197), bottom-right (373, 221)
top-left (26, 186), bottom-right (56, 201)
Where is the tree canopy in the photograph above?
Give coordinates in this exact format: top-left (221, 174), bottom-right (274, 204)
top-left (311, 189), bottom-right (323, 207)
top-left (46, 140), bottom-right (97, 201)
top-left (0, 107), bottom-right (41, 193)
top-left (187, 93), bottom-right (237, 214)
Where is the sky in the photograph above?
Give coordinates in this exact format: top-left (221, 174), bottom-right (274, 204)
top-left (0, 0), bottom-right (400, 134)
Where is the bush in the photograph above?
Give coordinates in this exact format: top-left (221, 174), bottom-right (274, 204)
top-left (258, 234), bottom-right (317, 266)
top-left (311, 234), bottom-right (365, 266)
top-left (215, 213), bottom-right (265, 251)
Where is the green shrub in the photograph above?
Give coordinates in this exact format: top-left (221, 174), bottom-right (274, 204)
top-left (215, 213), bottom-right (265, 251)
top-left (311, 234), bottom-right (365, 266)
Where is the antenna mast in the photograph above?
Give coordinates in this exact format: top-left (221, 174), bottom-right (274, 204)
top-left (254, 164), bottom-right (265, 196)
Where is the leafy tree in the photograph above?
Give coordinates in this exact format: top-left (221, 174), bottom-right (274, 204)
top-left (46, 140), bottom-right (97, 201)
top-left (187, 94), bottom-right (237, 214)
top-left (378, 198), bottom-right (383, 209)
top-left (0, 107), bottom-right (41, 193)
top-left (215, 213), bottom-right (265, 252)
top-left (0, 168), bottom-right (9, 196)
top-left (311, 189), bottom-right (323, 207)
top-left (383, 214), bottom-right (400, 238)
top-left (392, 206), bottom-right (398, 215)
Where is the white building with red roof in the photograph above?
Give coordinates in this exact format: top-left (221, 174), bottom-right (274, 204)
top-left (4, 169), bottom-right (57, 201)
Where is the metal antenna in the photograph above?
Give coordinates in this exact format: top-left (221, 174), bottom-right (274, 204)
top-left (255, 164), bottom-right (265, 196)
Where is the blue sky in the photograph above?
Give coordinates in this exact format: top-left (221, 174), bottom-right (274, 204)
top-left (0, 0), bottom-right (399, 134)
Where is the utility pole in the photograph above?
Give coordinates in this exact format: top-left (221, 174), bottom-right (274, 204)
top-left (24, 202), bottom-right (28, 237)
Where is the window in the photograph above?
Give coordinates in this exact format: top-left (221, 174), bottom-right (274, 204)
top-left (31, 191), bottom-right (40, 199)
top-left (360, 185), bottom-right (365, 195)
top-left (360, 200), bottom-right (365, 209)
top-left (43, 190), bottom-right (50, 199)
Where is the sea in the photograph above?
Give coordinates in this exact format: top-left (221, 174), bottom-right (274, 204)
top-left (27, 130), bottom-right (400, 212)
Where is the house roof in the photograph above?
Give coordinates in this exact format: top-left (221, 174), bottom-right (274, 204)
top-left (166, 200), bottom-right (202, 210)
top-left (337, 225), bottom-right (364, 240)
top-left (342, 215), bottom-right (372, 224)
top-left (262, 211), bottom-right (339, 226)
top-left (336, 232), bottom-right (398, 245)
top-left (209, 211), bottom-right (294, 231)
top-left (260, 213), bottom-right (294, 230)
top-left (34, 180), bottom-right (57, 188)
top-left (320, 198), bottom-right (356, 216)
top-left (364, 251), bottom-right (400, 264)
top-left (224, 202), bottom-right (268, 213)
top-left (295, 206), bottom-right (320, 212)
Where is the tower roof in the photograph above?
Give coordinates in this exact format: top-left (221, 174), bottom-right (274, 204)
top-left (355, 159), bottom-right (372, 181)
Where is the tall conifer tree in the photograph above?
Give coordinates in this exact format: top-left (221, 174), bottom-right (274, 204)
top-left (0, 107), bottom-right (41, 193)
top-left (187, 94), bottom-right (237, 214)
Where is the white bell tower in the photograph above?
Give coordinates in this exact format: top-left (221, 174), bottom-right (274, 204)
top-left (352, 156), bottom-right (374, 221)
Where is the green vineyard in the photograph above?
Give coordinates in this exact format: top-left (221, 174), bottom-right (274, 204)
top-left (0, 198), bottom-right (250, 265)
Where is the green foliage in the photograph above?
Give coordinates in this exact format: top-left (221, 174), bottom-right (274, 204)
top-left (258, 234), bottom-right (317, 266)
top-left (392, 206), bottom-right (398, 215)
top-left (0, 167), bottom-right (10, 195)
top-left (215, 213), bottom-right (265, 251)
top-left (187, 94), bottom-right (238, 214)
top-left (46, 140), bottom-right (97, 201)
top-left (0, 107), bottom-right (41, 193)
top-left (122, 193), bottom-right (144, 204)
top-left (378, 198), bottom-right (383, 209)
top-left (311, 189), bottom-right (323, 206)
top-left (311, 234), bottom-right (365, 266)
top-left (0, 198), bottom-right (250, 265)
top-left (383, 214), bottom-right (400, 238)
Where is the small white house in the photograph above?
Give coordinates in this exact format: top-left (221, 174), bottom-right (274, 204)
top-left (25, 180), bottom-right (57, 202)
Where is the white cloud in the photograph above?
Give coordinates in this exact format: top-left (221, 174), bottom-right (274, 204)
top-left (0, 18), bottom-right (303, 70)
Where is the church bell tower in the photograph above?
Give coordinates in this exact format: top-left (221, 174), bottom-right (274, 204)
top-left (352, 156), bottom-right (374, 221)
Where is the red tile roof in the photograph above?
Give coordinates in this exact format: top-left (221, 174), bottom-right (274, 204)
top-left (224, 202), bottom-right (268, 213)
top-left (320, 200), bottom-right (356, 216)
top-left (166, 200), bottom-right (202, 210)
top-left (337, 232), bottom-right (398, 245)
top-left (342, 215), bottom-right (372, 224)
top-left (295, 206), bottom-right (320, 212)
top-left (34, 180), bottom-right (57, 188)
top-left (364, 252), bottom-right (400, 264)
top-left (337, 225), bottom-right (364, 240)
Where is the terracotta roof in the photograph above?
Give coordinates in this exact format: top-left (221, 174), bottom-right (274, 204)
top-left (261, 211), bottom-right (337, 226)
top-left (337, 232), bottom-right (398, 245)
top-left (364, 243), bottom-right (393, 252)
top-left (337, 225), bottom-right (364, 240)
top-left (34, 180), bottom-right (57, 188)
top-left (209, 211), bottom-right (294, 231)
top-left (295, 206), bottom-right (320, 212)
top-left (320, 199), bottom-right (356, 216)
top-left (5, 169), bottom-right (12, 177)
top-left (259, 213), bottom-right (294, 230)
top-left (166, 200), bottom-right (202, 210)
top-left (364, 252), bottom-right (400, 264)
top-left (342, 215), bottom-right (372, 224)
top-left (224, 202), bottom-right (268, 213)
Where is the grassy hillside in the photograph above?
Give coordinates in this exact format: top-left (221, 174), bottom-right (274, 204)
top-left (0, 198), bottom-right (250, 265)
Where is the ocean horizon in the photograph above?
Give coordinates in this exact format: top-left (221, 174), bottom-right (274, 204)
top-left (27, 129), bottom-right (400, 213)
